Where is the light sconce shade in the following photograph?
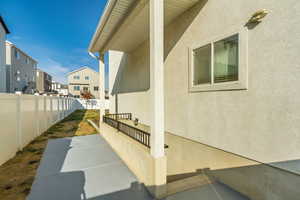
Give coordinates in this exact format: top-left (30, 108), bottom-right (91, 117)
top-left (248, 9), bottom-right (269, 24)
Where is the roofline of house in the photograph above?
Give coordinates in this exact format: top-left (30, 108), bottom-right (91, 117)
top-left (0, 16), bottom-right (10, 34)
top-left (88, 0), bottom-right (116, 53)
top-left (6, 40), bottom-right (38, 63)
top-left (67, 66), bottom-right (99, 75)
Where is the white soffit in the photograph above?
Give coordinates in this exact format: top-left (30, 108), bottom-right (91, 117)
top-left (89, 0), bottom-right (200, 53)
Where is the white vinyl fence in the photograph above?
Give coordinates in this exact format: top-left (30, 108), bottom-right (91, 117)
top-left (0, 94), bottom-right (84, 166)
top-left (75, 99), bottom-right (110, 110)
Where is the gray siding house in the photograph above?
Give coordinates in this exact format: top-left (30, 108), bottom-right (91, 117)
top-left (6, 41), bottom-right (37, 94)
top-left (0, 16), bottom-right (10, 93)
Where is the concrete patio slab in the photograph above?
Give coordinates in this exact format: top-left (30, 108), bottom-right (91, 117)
top-left (166, 182), bottom-right (249, 200)
top-left (27, 134), bottom-right (249, 200)
top-left (27, 134), bottom-right (154, 200)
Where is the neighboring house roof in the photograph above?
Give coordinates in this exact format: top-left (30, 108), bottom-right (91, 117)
top-left (68, 66), bottom-right (99, 75)
top-left (0, 16), bottom-right (10, 34)
top-left (88, 0), bottom-right (199, 53)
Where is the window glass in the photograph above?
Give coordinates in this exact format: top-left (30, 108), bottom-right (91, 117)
top-left (94, 86), bottom-right (99, 91)
top-left (193, 44), bottom-right (211, 85)
top-left (85, 76), bottom-right (89, 80)
top-left (15, 49), bottom-right (20, 59)
top-left (74, 86), bottom-right (80, 91)
top-left (214, 34), bottom-right (239, 83)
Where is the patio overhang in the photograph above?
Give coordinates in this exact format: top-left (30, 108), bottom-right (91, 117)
top-left (89, 0), bottom-right (200, 53)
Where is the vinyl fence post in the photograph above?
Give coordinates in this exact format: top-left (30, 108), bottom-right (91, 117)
top-left (35, 94), bottom-right (39, 137)
top-left (16, 94), bottom-right (22, 150)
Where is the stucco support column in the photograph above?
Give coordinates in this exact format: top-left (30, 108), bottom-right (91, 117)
top-left (149, 0), bottom-right (166, 196)
top-left (99, 53), bottom-right (105, 125)
top-left (150, 0), bottom-right (165, 160)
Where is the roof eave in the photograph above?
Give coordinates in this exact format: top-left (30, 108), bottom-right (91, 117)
top-left (0, 16), bottom-right (10, 34)
top-left (88, 0), bottom-right (117, 53)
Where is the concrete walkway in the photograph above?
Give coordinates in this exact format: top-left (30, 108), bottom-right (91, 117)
top-left (27, 134), bottom-right (248, 200)
top-left (27, 134), bottom-right (154, 200)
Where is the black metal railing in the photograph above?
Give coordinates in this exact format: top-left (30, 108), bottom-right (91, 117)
top-left (103, 113), bottom-right (150, 148)
top-left (105, 113), bottom-right (132, 120)
top-left (118, 120), bottom-right (150, 147)
top-left (103, 113), bottom-right (168, 149)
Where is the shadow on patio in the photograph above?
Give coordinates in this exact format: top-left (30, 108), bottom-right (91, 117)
top-left (27, 134), bottom-right (154, 200)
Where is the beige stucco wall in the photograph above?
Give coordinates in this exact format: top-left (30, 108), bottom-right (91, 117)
top-left (68, 67), bottom-right (100, 99)
top-left (108, 50), bottom-right (151, 124)
top-left (166, 133), bottom-right (300, 200)
top-left (109, 0), bottom-right (300, 166)
top-left (100, 122), bottom-right (167, 197)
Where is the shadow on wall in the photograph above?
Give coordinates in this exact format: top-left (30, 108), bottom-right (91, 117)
top-left (164, 0), bottom-right (208, 60)
top-left (111, 50), bottom-right (151, 95)
top-left (167, 151), bottom-right (300, 199)
top-left (205, 159), bottom-right (300, 200)
top-left (110, 0), bottom-right (208, 96)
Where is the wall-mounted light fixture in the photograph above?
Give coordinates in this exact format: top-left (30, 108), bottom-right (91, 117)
top-left (247, 9), bottom-right (269, 24)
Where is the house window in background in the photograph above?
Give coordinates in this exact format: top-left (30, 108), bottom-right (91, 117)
top-left (94, 86), bottom-right (99, 91)
top-left (83, 87), bottom-right (89, 91)
top-left (85, 76), bottom-right (89, 80)
top-left (73, 75), bottom-right (80, 80)
top-left (15, 49), bottom-right (20, 59)
top-left (74, 86), bottom-right (80, 91)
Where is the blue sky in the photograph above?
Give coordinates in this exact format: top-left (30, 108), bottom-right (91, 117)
top-left (0, 0), bottom-right (108, 84)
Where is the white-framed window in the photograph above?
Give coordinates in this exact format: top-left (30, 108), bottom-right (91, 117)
top-left (15, 49), bottom-right (20, 59)
top-left (26, 58), bottom-right (30, 64)
top-left (74, 86), bottom-right (80, 91)
top-left (83, 87), bottom-right (89, 91)
top-left (94, 86), bottom-right (99, 91)
top-left (189, 28), bottom-right (248, 92)
top-left (85, 76), bottom-right (89, 80)
top-left (73, 75), bottom-right (80, 80)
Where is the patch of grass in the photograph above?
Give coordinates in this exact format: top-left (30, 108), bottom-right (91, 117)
top-left (61, 110), bottom-right (86, 122)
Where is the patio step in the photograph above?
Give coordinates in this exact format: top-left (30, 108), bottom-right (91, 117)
top-left (161, 174), bottom-right (213, 198)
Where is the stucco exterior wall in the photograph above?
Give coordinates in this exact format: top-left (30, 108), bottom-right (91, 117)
top-left (68, 67), bottom-right (100, 99)
top-left (108, 49), bottom-right (151, 124)
top-left (109, 0), bottom-right (300, 167)
top-left (163, 0), bottom-right (300, 164)
top-left (0, 24), bottom-right (6, 93)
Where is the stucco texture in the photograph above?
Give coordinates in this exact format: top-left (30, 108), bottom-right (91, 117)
top-left (109, 0), bottom-right (300, 166)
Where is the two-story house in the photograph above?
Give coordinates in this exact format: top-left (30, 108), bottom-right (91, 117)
top-left (6, 41), bottom-right (37, 94)
top-left (0, 16), bottom-right (10, 93)
top-left (67, 66), bottom-right (99, 99)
